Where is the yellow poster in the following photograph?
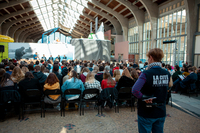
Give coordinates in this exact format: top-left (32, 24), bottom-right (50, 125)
top-left (0, 42), bottom-right (8, 62)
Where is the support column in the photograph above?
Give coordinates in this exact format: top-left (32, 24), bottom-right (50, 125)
top-left (116, 0), bottom-right (144, 61)
top-left (184, 0), bottom-right (198, 65)
top-left (140, 0), bottom-right (158, 48)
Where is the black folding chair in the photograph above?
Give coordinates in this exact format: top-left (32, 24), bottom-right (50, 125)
top-left (21, 89), bottom-right (42, 119)
top-left (62, 89), bottom-right (82, 116)
top-left (167, 87), bottom-right (172, 107)
top-left (0, 87), bottom-right (21, 120)
top-left (116, 87), bottom-right (135, 113)
top-left (81, 88), bottom-right (100, 115)
top-left (42, 89), bottom-right (62, 117)
top-left (187, 83), bottom-right (198, 98)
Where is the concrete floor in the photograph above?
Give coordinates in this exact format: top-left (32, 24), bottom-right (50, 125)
top-left (0, 103), bottom-right (200, 133)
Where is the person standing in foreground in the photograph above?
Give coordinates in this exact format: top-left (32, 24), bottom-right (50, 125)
top-left (132, 48), bottom-right (173, 133)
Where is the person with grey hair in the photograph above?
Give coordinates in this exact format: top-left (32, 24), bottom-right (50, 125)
top-left (105, 65), bottom-right (113, 77)
top-left (105, 66), bottom-right (110, 72)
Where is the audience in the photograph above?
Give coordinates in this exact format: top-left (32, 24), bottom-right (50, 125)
top-left (116, 69), bottom-right (135, 91)
top-left (0, 57), bottom-right (200, 119)
top-left (61, 62), bottom-right (68, 77)
top-left (113, 63), bottom-right (119, 73)
top-left (18, 72), bottom-right (42, 102)
top-left (32, 65), bottom-right (47, 87)
top-left (80, 67), bottom-right (90, 83)
top-left (63, 66), bottom-right (72, 83)
top-left (21, 66), bottom-right (29, 74)
top-left (119, 65), bottom-right (123, 76)
top-left (0, 73), bottom-right (14, 87)
top-left (130, 69), bottom-right (139, 81)
top-left (166, 65), bottom-right (173, 75)
top-left (113, 69), bottom-right (121, 83)
top-left (182, 65), bottom-right (190, 76)
top-left (101, 72), bottom-right (116, 90)
top-left (172, 65), bottom-right (182, 82)
top-left (84, 72), bottom-right (102, 99)
top-left (6, 64), bottom-right (14, 75)
top-left (139, 61), bottom-right (144, 69)
top-left (61, 70), bottom-right (85, 100)
top-left (28, 64), bottom-right (34, 72)
top-left (74, 62), bottom-right (81, 75)
top-left (0, 68), bottom-right (6, 81)
top-left (173, 67), bottom-right (198, 93)
top-left (11, 67), bottom-right (24, 83)
top-left (88, 63), bottom-right (93, 72)
top-left (95, 66), bottom-right (104, 83)
top-left (43, 73), bottom-right (61, 104)
top-left (135, 67), bottom-right (142, 76)
top-left (52, 64), bottom-right (62, 85)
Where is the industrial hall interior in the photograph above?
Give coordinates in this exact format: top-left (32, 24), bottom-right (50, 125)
top-left (0, 0), bottom-right (200, 133)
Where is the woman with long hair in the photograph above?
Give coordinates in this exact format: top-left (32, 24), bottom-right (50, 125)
top-left (182, 65), bottom-right (190, 77)
top-left (84, 72), bottom-right (102, 99)
top-left (62, 66), bottom-right (73, 83)
top-left (80, 67), bottom-right (90, 83)
top-left (21, 66), bottom-right (29, 74)
top-left (61, 70), bottom-right (85, 100)
top-left (130, 69), bottom-right (139, 81)
top-left (43, 73), bottom-right (61, 104)
top-left (28, 64), bottom-right (34, 72)
top-left (0, 73), bottom-right (14, 87)
top-left (41, 65), bottom-right (46, 73)
top-left (18, 72), bottom-right (42, 102)
top-left (0, 68), bottom-right (6, 81)
top-left (116, 68), bottom-right (135, 91)
top-left (11, 67), bottom-right (25, 83)
top-left (101, 72), bottom-right (116, 90)
top-left (92, 66), bottom-right (99, 74)
top-left (113, 69), bottom-right (121, 83)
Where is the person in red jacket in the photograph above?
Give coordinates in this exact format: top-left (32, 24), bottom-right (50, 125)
top-left (113, 63), bottom-right (120, 73)
top-left (101, 72), bottom-right (116, 89)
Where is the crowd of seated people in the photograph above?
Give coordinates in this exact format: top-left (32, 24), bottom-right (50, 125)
top-left (0, 58), bottom-right (199, 120)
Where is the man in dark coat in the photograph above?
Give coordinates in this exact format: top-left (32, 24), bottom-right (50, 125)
top-left (32, 65), bottom-right (47, 88)
top-left (61, 62), bottom-right (68, 77)
top-left (53, 64), bottom-right (62, 85)
top-left (95, 66), bottom-right (104, 83)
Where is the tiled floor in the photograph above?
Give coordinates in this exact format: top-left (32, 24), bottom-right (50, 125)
top-left (0, 105), bottom-right (200, 133)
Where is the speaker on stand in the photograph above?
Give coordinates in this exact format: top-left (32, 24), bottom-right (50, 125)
top-left (0, 45), bottom-right (5, 62)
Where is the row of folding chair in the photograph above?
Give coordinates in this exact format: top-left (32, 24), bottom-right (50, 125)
top-left (1, 87), bottom-right (136, 119)
top-left (20, 88), bottom-right (100, 118)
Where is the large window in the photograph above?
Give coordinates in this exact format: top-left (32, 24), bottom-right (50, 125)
top-left (142, 22), bottom-right (151, 60)
top-left (198, 6), bottom-right (200, 32)
top-left (157, 9), bottom-right (187, 66)
top-left (128, 26), bottom-right (139, 53)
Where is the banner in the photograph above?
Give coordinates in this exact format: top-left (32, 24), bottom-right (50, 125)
top-left (8, 43), bottom-right (74, 60)
top-left (0, 42), bottom-right (9, 62)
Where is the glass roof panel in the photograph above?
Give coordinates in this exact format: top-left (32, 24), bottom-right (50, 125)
top-left (29, 0), bottom-right (88, 33)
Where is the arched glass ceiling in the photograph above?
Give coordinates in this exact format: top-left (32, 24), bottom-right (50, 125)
top-left (29, 0), bottom-right (86, 33)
